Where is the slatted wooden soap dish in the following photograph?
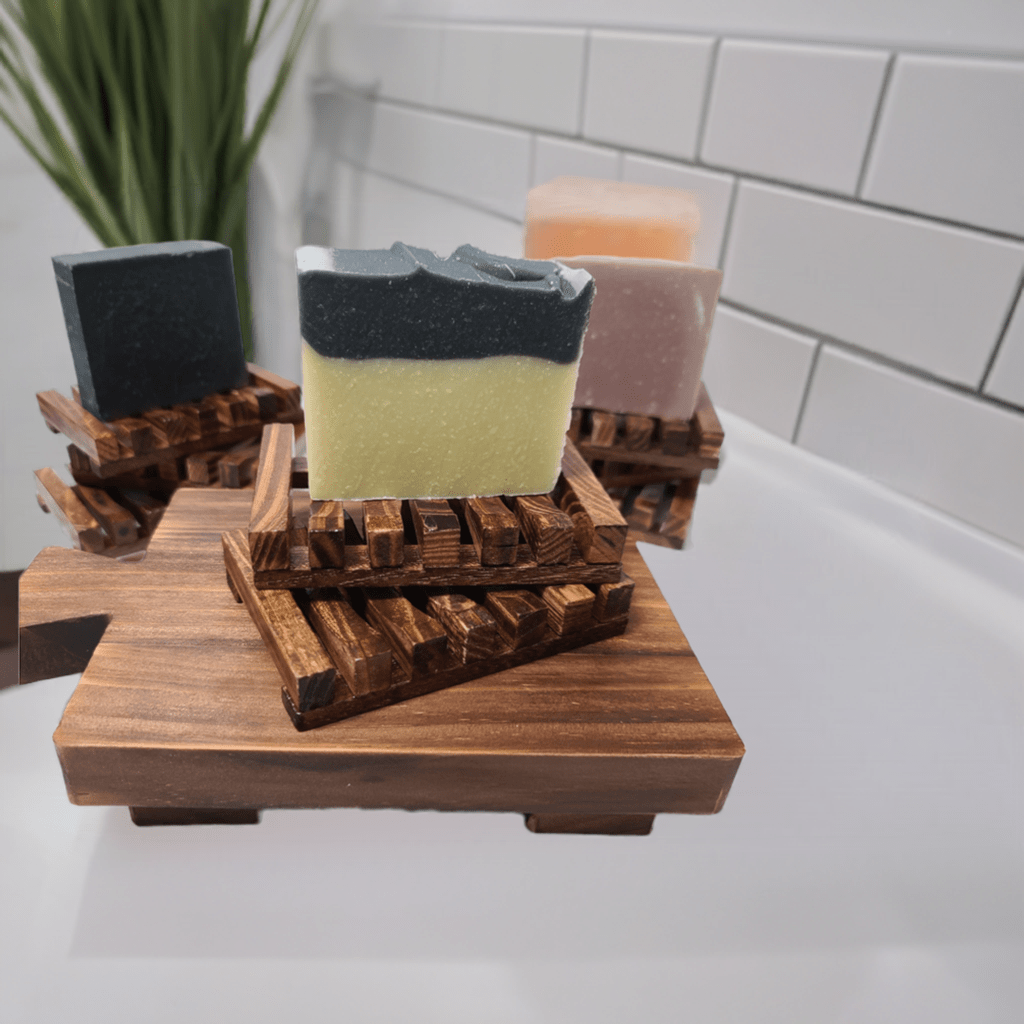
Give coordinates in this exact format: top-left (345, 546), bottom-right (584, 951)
top-left (230, 425), bottom-right (634, 729)
top-left (570, 381), bottom-right (725, 549)
top-left (34, 364), bottom-right (303, 560)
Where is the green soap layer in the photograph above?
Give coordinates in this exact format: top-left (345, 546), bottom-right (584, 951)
top-left (303, 342), bottom-right (579, 499)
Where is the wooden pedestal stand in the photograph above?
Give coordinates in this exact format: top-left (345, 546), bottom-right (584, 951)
top-left (20, 487), bottom-right (744, 836)
top-left (571, 382), bottom-right (725, 549)
top-left (33, 364), bottom-right (302, 559)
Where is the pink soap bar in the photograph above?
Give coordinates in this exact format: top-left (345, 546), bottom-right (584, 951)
top-left (560, 256), bottom-right (722, 421)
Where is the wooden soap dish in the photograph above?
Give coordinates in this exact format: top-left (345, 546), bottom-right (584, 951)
top-left (224, 528), bottom-right (633, 730)
top-left (571, 382), bottom-right (724, 549)
top-left (248, 426), bottom-right (629, 591)
top-left (37, 362), bottom-right (302, 480)
top-left (34, 364), bottom-right (305, 559)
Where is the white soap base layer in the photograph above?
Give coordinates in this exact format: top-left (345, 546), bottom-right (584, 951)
top-left (302, 342), bottom-right (580, 500)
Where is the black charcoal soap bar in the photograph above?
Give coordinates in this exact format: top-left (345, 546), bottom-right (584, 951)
top-left (52, 240), bottom-right (248, 421)
top-left (298, 242), bottom-right (594, 363)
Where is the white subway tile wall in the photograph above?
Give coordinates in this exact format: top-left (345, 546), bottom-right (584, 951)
top-left (703, 305), bottom-right (818, 440)
top-left (582, 31), bottom-right (715, 160)
top-left (862, 55), bottom-right (1024, 237)
top-left (798, 347), bottom-right (1024, 549)
top-left (701, 40), bottom-right (890, 195)
top-left (721, 183), bottom-right (1024, 386)
top-left (985, 292), bottom-right (1024, 409)
top-left (321, 13), bottom-right (1024, 549)
top-left (437, 25), bottom-right (586, 135)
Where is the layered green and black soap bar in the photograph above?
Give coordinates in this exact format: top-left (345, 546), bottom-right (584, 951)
top-left (53, 240), bottom-right (248, 421)
top-left (297, 243), bottom-right (595, 500)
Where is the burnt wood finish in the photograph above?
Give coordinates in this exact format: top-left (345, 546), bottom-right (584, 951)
top-left (306, 588), bottom-right (392, 696)
top-left (308, 501), bottom-right (347, 569)
top-left (362, 586), bottom-right (449, 677)
top-left (542, 583), bottom-right (596, 635)
top-left (248, 423), bottom-right (294, 571)
top-left (410, 500), bottom-right (462, 567)
top-left (113, 488), bottom-right (167, 536)
top-left (575, 383), bottom-right (724, 550)
top-left (426, 592), bottom-right (501, 664)
top-left (37, 389), bottom-right (121, 463)
top-left (73, 484), bottom-right (140, 546)
top-left (36, 365), bottom-right (301, 480)
top-left (524, 813), bottom-right (655, 835)
top-left (254, 440), bottom-right (624, 591)
top-left (34, 468), bottom-right (106, 553)
top-left (515, 494), bottom-right (574, 565)
top-left (593, 575), bottom-right (635, 621)
top-left (23, 487), bottom-right (744, 827)
top-left (484, 590), bottom-right (549, 650)
top-left (363, 501), bottom-right (405, 568)
top-left (463, 496), bottom-right (520, 565)
top-left (223, 530), bottom-right (336, 712)
top-left (559, 441), bottom-right (627, 564)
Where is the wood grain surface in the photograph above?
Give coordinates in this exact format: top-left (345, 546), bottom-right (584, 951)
top-left (22, 487), bottom-right (744, 819)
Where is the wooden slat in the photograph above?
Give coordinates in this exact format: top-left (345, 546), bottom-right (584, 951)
top-left (484, 589), bottom-right (548, 650)
top-left (525, 813), bottom-right (654, 835)
top-left (111, 416), bottom-right (155, 455)
top-left (567, 407), bottom-right (583, 443)
top-left (659, 478), bottom-right (700, 548)
top-left (514, 494), bottom-right (573, 564)
top-left (73, 484), bottom-right (139, 546)
top-left (113, 489), bottom-right (166, 536)
top-left (660, 418), bottom-right (690, 456)
top-left (593, 574), bottom-right (634, 621)
top-left (217, 444), bottom-right (260, 488)
top-left (306, 588), bottom-right (392, 696)
top-left (363, 587), bottom-right (448, 677)
top-left (308, 500), bottom-right (347, 568)
top-left (37, 390), bottom-right (120, 463)
top-left (560, 439), bottom-right (628, 564)
top-left (222, 530), bottom-right (336, 712)
top-left (208, 390), bottom-right (253, 428)
top-left (173, 398), bottom-right (221, 438)
top-left (248, 423), bottom-right (293, 571)
top-left (590, 410), bottom-right (618, 447)
top-left (542, 583), bottom-right (596, 635)
top-left (410, 499), bottom-right (461, 567)
top-left (34, 468), bottom-right (106, 553)
top-left (692, 383), bottom-right (724, 454)
top-left (622, 415), bottom-right (655, 451)
top-left (363, 500), bottom-right (404, 568)
top-left (427, 592), bottom-right (500, 664)
top-left (247, 362), bottom-right (302, 418)
top-left (626, 484), bottom-right (662, 532)
top-left (463, 496), bottom-right (519, 566)
top-left (143, 408), bottom-right (193, 446)
top-left (185, 450), bottom-right (221, 485)
top-left (246, 386), bottom-right (278, 421)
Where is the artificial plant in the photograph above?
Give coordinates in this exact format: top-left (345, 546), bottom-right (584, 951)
top-left (0, 0), bottom-right (319, 355)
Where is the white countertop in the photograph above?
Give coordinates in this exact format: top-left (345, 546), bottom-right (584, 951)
top-left (2, 411), bottom-right (1021, 1023)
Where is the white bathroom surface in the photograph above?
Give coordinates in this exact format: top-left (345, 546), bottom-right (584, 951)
top-left (1, 411), bottom-right (1021, 1023)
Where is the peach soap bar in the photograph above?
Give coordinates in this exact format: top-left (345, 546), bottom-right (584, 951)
top-left (297, 243), bottom-right (594, 501)
top-left (524, 177), bottom-right (700, 262)
top-left (560, 256), bottom-right (722, 421)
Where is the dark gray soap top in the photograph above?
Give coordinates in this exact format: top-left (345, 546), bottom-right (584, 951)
top-left (53, 240), bottom-right (247, 421)
top-left (296, 243), bottom-right (594, 363)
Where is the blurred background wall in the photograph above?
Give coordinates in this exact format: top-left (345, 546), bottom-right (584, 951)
top-left (2, 0), bottom-right (1023, 570)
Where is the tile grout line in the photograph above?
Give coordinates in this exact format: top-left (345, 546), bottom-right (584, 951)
top-left (715, 176), bottom-right (741, 270)
top-left (979, 266), bottom-right (1024, 392)
top-left (717, 297), bottom-right (1024, 417)
top-left (791, 339), bottom-right (825, 445)
top-left (693, 36), bottom-right (722, 164)
top-left (575, 29), bottom-right (592, 138)
top-left (367, 98), bottom-right (1024, 246)
top-left (855, 51), bottom-right (896, 199)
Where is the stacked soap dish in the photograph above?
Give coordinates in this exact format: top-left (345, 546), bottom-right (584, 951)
top-left (227, 425), bottom-right (633, 730)
top-left (570, 382), bottom-right (724, 549)
top-left (33, 364), bottom-right (303, 559)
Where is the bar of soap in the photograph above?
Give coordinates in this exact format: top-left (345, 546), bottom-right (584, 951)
top-left (559, 256), bottom-right (722, 421)
top-left (524, 177), bottom-right (700, 262)
top-left (52, 241), bottom-right (247, 421)
top-left (298, 243), bottom-right (594, 500)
